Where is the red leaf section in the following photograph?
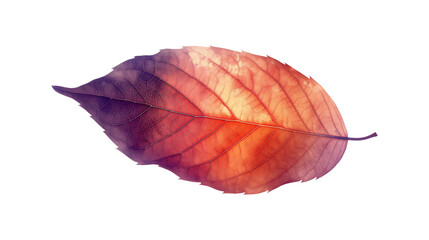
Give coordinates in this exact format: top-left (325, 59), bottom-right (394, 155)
top-left (54, 46), bottom-right (350, 194)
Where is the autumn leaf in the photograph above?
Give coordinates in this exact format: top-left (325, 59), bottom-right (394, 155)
top-left (53, 46), bottom-right (376, 194)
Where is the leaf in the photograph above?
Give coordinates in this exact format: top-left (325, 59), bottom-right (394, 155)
top-left (53, 46), bottom-right (376, 194)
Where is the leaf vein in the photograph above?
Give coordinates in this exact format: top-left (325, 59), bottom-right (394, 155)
top-left (243, 56), bottom-right (311, 131)
top-left (187, 126), bottom-right (260, 169)
top-left (191, 49), bottom-right (279, 126)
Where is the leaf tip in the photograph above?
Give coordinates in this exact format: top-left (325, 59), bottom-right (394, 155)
top-left (52, 85), bottom-right (74, 98)
top-left (52, 85), bottom-right (65, 94)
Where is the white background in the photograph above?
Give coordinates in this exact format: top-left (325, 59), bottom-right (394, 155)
top-left (1, 0), bottom-right (428, 239)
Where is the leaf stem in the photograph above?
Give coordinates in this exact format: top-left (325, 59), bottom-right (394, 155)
top-left (331, 132), bottom-right (378, 141)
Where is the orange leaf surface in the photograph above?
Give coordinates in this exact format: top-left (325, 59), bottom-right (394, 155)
top-left (53, 46), bottom-right (376, 194)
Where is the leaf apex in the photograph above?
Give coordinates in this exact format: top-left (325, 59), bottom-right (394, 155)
top-left (52, 85), bottom-right (67, 94)
top-left (52, 85), bottom-right (77, 98)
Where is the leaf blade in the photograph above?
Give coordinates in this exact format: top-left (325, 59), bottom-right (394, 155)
top-left (54, 46), bottom-right (351, 193)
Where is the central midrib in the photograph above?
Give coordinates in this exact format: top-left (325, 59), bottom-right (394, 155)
top-left (71, 91), bottom-right (348, 140)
